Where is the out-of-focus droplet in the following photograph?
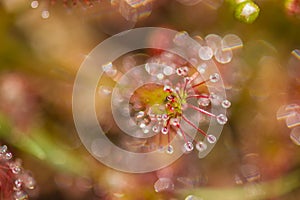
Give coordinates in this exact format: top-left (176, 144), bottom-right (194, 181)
top-left (161, 127), bottom-right (168, 135)
top-left (234, 174), bottom-right (244, 185)
top-left (154, 178), bottom-right (174, 192)
top-left (286, 113), bottom-right (300, 128)
top-left (196, 141), bottom-right (207, 152)
top-left (23, 175), bottom-right (36, 190)
top-left (198, 97), bottom-right (210, 107)
top-left (112, 0), bottom-right (153, 22)
top-left (31, 1), bottom-right (39, 8)
top-left (290, 127), bottom-right (300, 145)
top-left (102, 62), bottom-right (118, 77)
top-left (0, 145), bottom-right (8, 154)
top-left (41, 10), bottom-right (50, 19)
top-left (209, 73), bottom-right (220, 83)
top-left (240, 164), bottom-right (261, 182)
top-left (173, 31), bottom-right (189, 46)
top-left (5, 152), bottom-right (13, 160)
top-left (198, 46), bottom-right (213, 60)
top-left (288, 49), bottom-right (300, 80)
top-left (185, 194), bottom-right (201, 200)
top-left (145, 63), bottom-right (163, 76)
top-left (276, 104), bottom-right (299, 120)
top-left (14, 190), bottom-right (28, 200)
top-left (205, 34), bottom-right (222, 54)
top-left (163, 66), bottom-right (174, 76)
top-left (14, 179), bottom-right (22, 189)
top-left (166, 145), bottom-right (174, 154)
top-left (197, 63), bottom-right (207, 74)
top-left (11, 165), bottom-right (21, 174)
top-left (222, 34), bottom-right (243, 50)
top-left (98, 85), bottom-right (112, 96)
top-left (156, 73), bottom-right (164, 80)
top-left (215, 48), bottom-right (233, 64)
top-left (291, 49), bottom-right (300, 60)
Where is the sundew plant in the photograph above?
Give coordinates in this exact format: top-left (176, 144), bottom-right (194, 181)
top-left (0, 0), bottom-right (300, 199)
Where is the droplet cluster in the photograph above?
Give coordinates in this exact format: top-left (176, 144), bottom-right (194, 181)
top-left (99, 30), bottom-right (239, 157)
top-left (30, 0), bottom-right (152, 22)
top-left (277, 104), bottom-right (300, 145)
top-left (0, 144), bottom-right (36, 200)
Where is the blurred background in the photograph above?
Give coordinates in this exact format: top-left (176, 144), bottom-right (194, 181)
top-left (0, 0), bottom-right (300, 199)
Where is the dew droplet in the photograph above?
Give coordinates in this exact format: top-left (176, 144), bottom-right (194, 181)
top-left (157, 73), bottom-right (164, 80)
top-left (171, 118), bottom-right (180, 126)
top-left (31, 1), bottom-right (39, 8)
top-left (173, 31), bottom-right (189, 46)
top-left (234, 174), bottom-right (244, 185)
top-left (102, 62), bottom-right (118, 77)
top-left (196, 141), bottom-right (207, 152)
top-left (24, 176), bottom-right (36, 190)
top-left (205, 34), bottom-right (222, 54)
top-left (0, 145), bottom-right (8, 154)
top-left (290, 127), bottom-right (300, 145)
top-left (276, 104), bottom-right (299, 120)
top-left (139, 122), bottom-right (146, 128)
top-left (198, 97), bottom-right (210, 107)
top-left (291, 49), bottom-right (300, 60)
top-left (143, 128), bottom-right (150, 134)
top-left (217, 114), bottom-right (228, 125)
top-left (41, 10), bottom-right (50, 19)
top-left (198, 46), bottom-right (213, 60)
top-left (185, 194), bottom-right (200, 200)
top-left (240, 164), bottom-right (261, 182)
top-left (5, 152), bottom-right (13, 160)
top-left (197, 63), bottom-right (207, 74)
top-left (166, 145), bottom-right (174, 154)
top-left (184, 141), bottom-right (194, 152)
top-left (14, 179), bottom-right (22, 190)
top-left (156, 114), bottom-right (162, 121)
top-left (176, 68), bottom-right (183, 76)
top-left (163, 66), bottom-right (174, 76)
top-left (98, 85), bottom-right (112, 96)
top-left (207, 135), bottom-right (216, 144)
top-left (209, 73), bottom-right (220, 83)
top-left (162, 114), bottom-right (169, 121)
top-left (154, 178), bottom-right (174, 192)
top-left (14, 190), bottom-right (28, 200)
top-left (215, 48), bottom-right (233, 64)
top-left (161, 127), bottom-right (168, 135)
top-left (221, 99), bottom-right (231, 108)
top-left (136, 111), bottom-right (145, 118)
top-left (152, 125), bottom-right (160, 133)
top-left (114, 0), bottom-right (152, 22)
top-left (222, 34), bottom-right (243, 50)
top-left (286, 113), bottom-right (300, 128)
top-left (12, 166), bottom-right (21, 174)
top-left (209, 93), bottom-right (220, 105)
